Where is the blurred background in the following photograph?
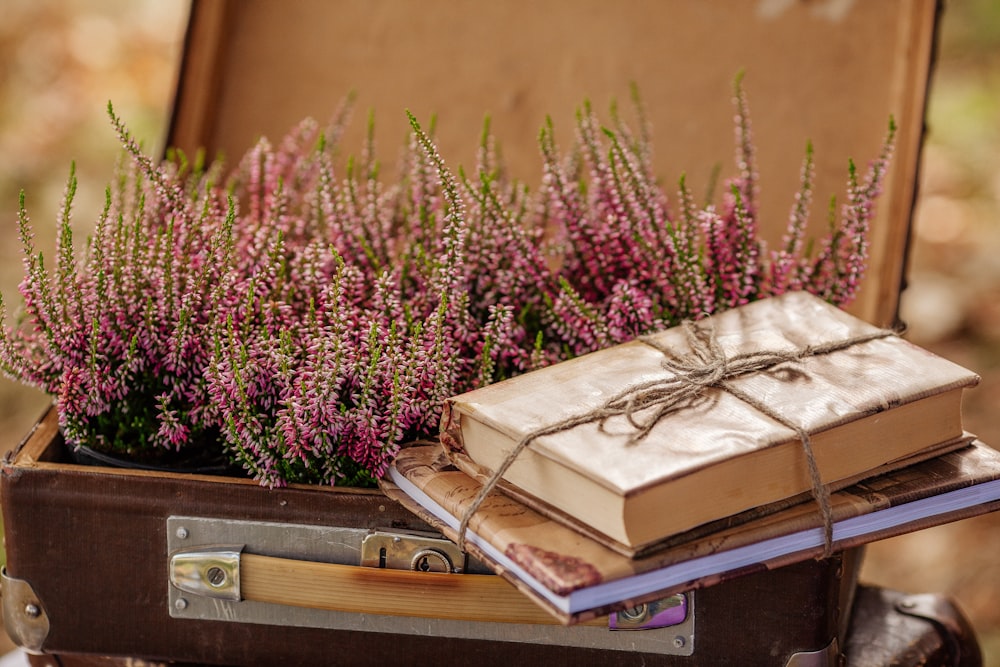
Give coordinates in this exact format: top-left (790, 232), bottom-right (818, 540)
top-left (0, 0), bottom-right (998, 663)
top-left (861, 0), bottom-right (1000, 662)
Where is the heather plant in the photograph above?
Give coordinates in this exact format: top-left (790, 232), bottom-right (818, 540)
top-left (206, 112), bottom-right (506, 486)
top-left (0, 77), bottom-right (895, 487)
top-left (529, 78), bottom-right (896, 363)
top-left (0, 107), bottom-right (233, 462)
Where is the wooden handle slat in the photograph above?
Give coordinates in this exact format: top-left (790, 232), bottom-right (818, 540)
top-left (240, 553), bottom-right (602, 626)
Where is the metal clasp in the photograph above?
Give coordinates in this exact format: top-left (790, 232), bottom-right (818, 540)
top-left (169, 545), bottom-right (242, 601)
top-left (360, 529), bottom-right (467, 573)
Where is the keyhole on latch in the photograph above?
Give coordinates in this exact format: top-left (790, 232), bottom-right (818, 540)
top-left (409, 548), bottom-right (451, 573)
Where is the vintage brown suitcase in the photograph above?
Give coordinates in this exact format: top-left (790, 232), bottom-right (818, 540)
top-left (4, 409), bottom-right (855, 666)
top-left (2, 1), bottom-right (979, 666)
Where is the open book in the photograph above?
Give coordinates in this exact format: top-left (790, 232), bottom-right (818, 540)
top-left (440, 292), bottom-right (980, 550)
top-left (386, 440), bottom-right (1000, 624)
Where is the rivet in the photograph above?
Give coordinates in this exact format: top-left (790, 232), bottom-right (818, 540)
top-left (175, 527), bottom-right (189, 540)
top-left (23, 603), bottom-right (40, 619)
top-left (673, 636), bottom-right (686, 649)
top-left (175, 597), bottom-right (188, 611)
top-left (899, 598), bottom-right (917, 610)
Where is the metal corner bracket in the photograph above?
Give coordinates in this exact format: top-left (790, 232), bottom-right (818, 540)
top-left (1, 568), bottom-right (50, 654)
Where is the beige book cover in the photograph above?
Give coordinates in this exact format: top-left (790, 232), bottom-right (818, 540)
top-left (386, 441), bottom-right (1000, 624)
top-left (440, 292), bottom-right (980, 548)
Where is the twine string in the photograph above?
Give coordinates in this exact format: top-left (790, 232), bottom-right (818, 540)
top-left (456, 321), bottom-right (895, 558)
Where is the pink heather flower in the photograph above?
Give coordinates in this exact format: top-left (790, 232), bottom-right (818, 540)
top-left (799, 118), bottom-right (897, 304)
top-left (731, 70), bottom-right (759, 218)
top-left (767, 141), bottom-right (815, 295)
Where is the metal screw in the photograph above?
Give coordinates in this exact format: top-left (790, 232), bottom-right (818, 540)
top-left (174, 598), bottom-right (188, 611)
top-left (672, 636), bottom-right (686, 649)
top-left (619, 604), bottom-right (648, 622)
top-left (23, 603), bottom-right (40, 619)
top-left (175, 527), bottom-right (189, 540)
top-left (206, 566), bottom-right (227, 587)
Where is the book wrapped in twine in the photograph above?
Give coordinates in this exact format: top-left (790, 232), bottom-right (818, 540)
top-left (456, 318), bottom-right (896, 555)
top-left (440, 292), bottom-right (980, 553)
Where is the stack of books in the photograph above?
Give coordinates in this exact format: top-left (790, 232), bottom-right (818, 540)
top-left (386, 292), bottom-right (1000, 624)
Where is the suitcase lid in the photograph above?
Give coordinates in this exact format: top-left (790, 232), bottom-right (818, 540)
top-left (166, 0), bottom-right (939, 327)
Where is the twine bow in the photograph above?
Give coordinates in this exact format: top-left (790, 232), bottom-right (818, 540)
top-left (457, 319), bottom-right (896, 558)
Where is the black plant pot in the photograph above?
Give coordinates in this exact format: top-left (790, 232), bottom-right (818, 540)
top-left (68, 442), bottom-right (241, 476)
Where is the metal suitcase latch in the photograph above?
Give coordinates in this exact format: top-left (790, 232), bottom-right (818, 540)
top-left (359, 529), bottom-right (467, 573)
